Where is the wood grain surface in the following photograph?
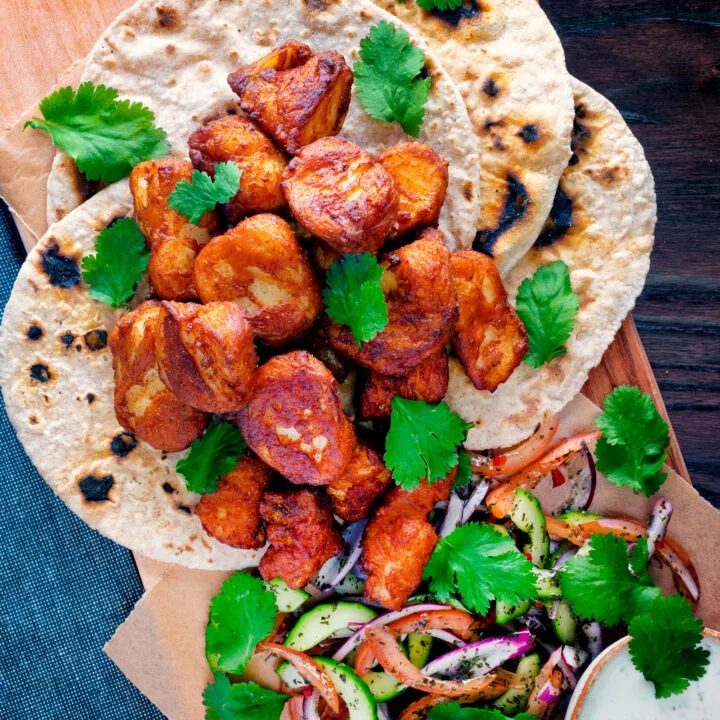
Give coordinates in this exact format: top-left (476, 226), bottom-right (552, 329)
top-left (0, 0), bottom-right (716, 502)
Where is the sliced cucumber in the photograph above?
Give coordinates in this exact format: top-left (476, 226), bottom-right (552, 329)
top-left (534, 569), bottom-right (561, 600)
top-left (557, 511), bottom-right (603, 525)
top-left (511, 489), bottom-right (549, 568)
top-left (264, 578), bottom-right (310, 613)
top-left (496, 599), bottom-right (532, 624)
top-left (407, 633), bottom-right (432, 668)
top-left (551, 599), bottom-right (577, 645)
top-left (335, 572), bottom-right (365, 595)
top-left (493, 653), bottom-right (541, 716)
top-left (285, 602), bottom-right (378, 652)
top-left (276, 661), bottom-right (307, 690)
top-left (315, 658), bottom-right (378, 720)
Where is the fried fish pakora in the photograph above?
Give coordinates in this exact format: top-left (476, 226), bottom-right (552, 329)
top-left (193, 214), bottom-right (322, 345)
top-left (188, 115), bottom-right (288, 224)
top-left (327, 228), bottom-right (457, 375)
top-left (281, 137), bottom-right (398, 255)
top-left (108, 301), bottom-right (208, 451)
top-left (129, 158), bottom-right (222, 300)
top-left (236, 351), bottom-right (355, 486)
top-left (377, 142), bottom-right (449, 239)
top-left (326, 440), bottom-right (392, 522)
top-left (228, 41), bottom-right (353, 155)
top-left (155, 301), bottom-right (257, 414)
top-left (359, 351), bottom-right (449, 420)
top-left (361, 474), bottom-right (455, 610)
top-left (451, 250), bottom-right (528, 392)
top-left (195, 455), bottom-right (273, 549)
top-left (259, 488), bottom-right (344, 589)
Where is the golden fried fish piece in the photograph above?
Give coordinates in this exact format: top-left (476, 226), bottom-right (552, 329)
top-left (327, 228), bottom-right (457, 375)
top-left (281, 137), bottom-right (399, 256)
top-left (228, 41), bottom-right (353, 155)
top-left (361, 474), bottom-right (455, 611)
top-left (259, 488), bottom-right (344, 589)
top-left (195, 455), bottom-right (273, 549)
top-left (359, 351), bottom-right (449, 420)
top-left (327, 440), bottom-right (392, 522)
top-left (235, 351), bottom-right (356, 486)
top-left (129, 158), bottom-right (222, 300)
top-left (451, 250), bottom-right (528, 392)
top-left (188, 115), bottom-right (288, 224)
top-left (108, 301), bottom-right (208, 451)
top-left (193, 214), bottom-right (322, 346)
top-left (155, 301), bottom-right (257, 414)
top-left (377, 142), bottom-right (449, 239)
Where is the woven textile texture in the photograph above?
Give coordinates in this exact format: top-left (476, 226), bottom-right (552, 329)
top-left (0, 201), bottom-right (165, 719)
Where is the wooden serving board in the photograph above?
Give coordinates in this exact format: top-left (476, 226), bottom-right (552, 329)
top-left (0, 0), bottom-right (690, 589)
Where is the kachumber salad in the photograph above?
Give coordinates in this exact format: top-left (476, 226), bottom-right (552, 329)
top-left (0, 0), bottom-right (711, 718)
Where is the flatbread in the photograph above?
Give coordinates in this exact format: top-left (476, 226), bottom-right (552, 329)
top-left (44, 0), bottom-right (481, 251)
top-left (372, 0), bottom-right (574, 275)
top-left (447, 79), bottom-right (656, 450)
top-left (0, 181), bottom-right (267, 568)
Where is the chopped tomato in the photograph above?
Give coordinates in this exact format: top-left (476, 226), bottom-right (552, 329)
top-left (551, 468), bottom-right (566, 488)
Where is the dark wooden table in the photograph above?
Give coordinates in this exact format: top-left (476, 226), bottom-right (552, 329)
top-left (541, 0), bottom-right (720, 506)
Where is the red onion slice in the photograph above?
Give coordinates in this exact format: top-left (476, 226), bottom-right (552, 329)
top-left (439, 492), bottom-right (465, 538)
top-left (581, 621), bottom-right (604, 658)
top-left (537, 679), bottom-right (562, 704)
top-left (646, 498), bottom-right (673, 559)
top-left (332, 603), bottom-right (451, 662)
top-left (552, 546), bottom-right (577, 570)
top-left (302, 691), bottom-right (322, 720)
top-left (376, 703), bottom-right (392, 720)
top-left (557, 446), bottom-right (596, 514)
top-left (425, 629), bottom-right (466, 647)
top-left (656, 542), bottom-right (701, 602)
top-left (421, 630), bottom-right (534, 679)
top-left (460, 480), bottom-right (491, 524)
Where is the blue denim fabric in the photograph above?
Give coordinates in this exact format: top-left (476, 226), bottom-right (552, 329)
top-left (0, 201), bottom-right (165, 720)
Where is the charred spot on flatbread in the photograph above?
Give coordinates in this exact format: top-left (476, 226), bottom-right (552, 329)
top-left (30, 364), bottom-right (52, 383)
top-left (79, 474), bottom-right (114, 503)
top-left (60, 333), bottom-right (75, 347)
top-left (162, 482), bottom-right (176, 494)
top-left (87, 393), bottom-right (96, 404)
top-left (535, 184), bottom-right (573, 248)
top-left (27, 325), bottom-right (43, 341)
top-left (588, 165), bottom-right (630, 187)
top-left (302, 0), bottom-right (339, 12)
top-left (569, 101), bottom-right (593, 166)
top-left (518, 124), bottom-right (539, 143)
top-left (482, 78), bottom-right (499, 97)
top-left (430, 0), bottom-right (481, 25)
top-left (177, 504), bottom-right (192, 514)
top-left (473, 174), bottom-right (530, 257)
top-left (83, 329), bottom-right (108, 352)
top-left (111, 432), bottom-right (138, 458)
top-left (40, 241), bottom-right (81, 288)
top-left (155, 5), bottom-right (181, 30)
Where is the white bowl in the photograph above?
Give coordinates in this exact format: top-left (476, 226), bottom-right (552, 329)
top-left (566, 628), bottom-right (720, 720)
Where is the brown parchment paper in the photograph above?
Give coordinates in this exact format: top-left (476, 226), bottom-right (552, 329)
top-left (104, 393), bottom-right (720, 720)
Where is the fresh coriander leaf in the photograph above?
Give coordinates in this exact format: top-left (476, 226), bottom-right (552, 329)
top-left (323, 253), bottom-right (388, 348)
top-left (25, 82), bottom-right (168, 183)
top-left (353, 20), bottom-right (431, 137)
top-left (416, 0), bottom-right (463, 10)
top-left (423, 522), bottom-right (537, 615)
top-left (206, 572), bottom-right (278, 675)
top-left (81, 218), bottom-right (149, 308)
top-left (176, 421), bottom-right (247, 495)
top-left (385, 398), bottom-right (472, 490)
top-left (203, 674), bottom-right (286, 720)
top-left (453, 450), bottom-right (474, 489)
top-left (515, 260), bottom-right (579, 368)
top-left (429, 704), bottom-right (535, 720)
top-left (559, 533), bottom-right (661, 626)
top-left (595, 385), bottom-right (670, 496)
top-left (168, 162), bottom-right (242, 224)
top-left (628, 595), bottom-right (709, 699)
